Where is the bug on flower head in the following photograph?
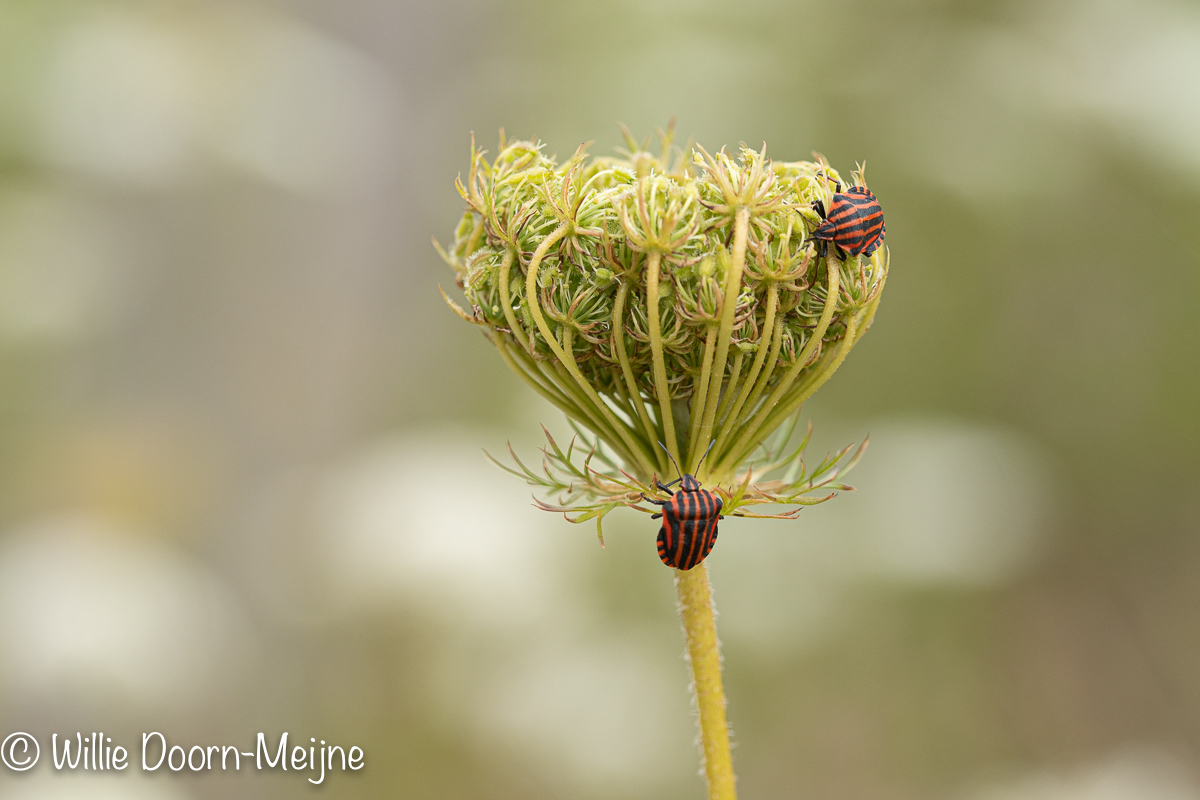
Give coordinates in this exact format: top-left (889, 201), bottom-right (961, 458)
top-left (642, 443), bottom-right (724, 571)
top-left (810, 183), bottom-right (885, 259)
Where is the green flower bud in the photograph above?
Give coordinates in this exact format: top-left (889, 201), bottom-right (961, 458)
top-left (440, 126), bottom-right (887, 526)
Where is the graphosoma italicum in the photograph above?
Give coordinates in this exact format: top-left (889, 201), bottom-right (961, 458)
top-left (642, 444), bottom-right (724, 571)
top-left (810, 183), bottom-right (885, 258)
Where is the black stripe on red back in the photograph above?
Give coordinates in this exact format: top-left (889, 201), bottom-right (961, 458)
top-left (812, 187), bottom-right (884, 257)
top-left (656, 489), bottom-right (721, 570)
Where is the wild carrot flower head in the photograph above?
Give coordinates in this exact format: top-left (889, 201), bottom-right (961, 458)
top-left (439, 125), bottom-right (888, 534)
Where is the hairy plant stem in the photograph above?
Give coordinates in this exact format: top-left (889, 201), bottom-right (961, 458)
top-left (613, 281), bottom-right (669, 474)
top-left (525, 223), bottom-right (649, 466)
top-left (715, 254), bottom-right (841, 476)
top-left (687, 324), bottom-right (719, 458)
top-left (713, 350), bottom-right (744, 427)
top-left (495, 339), bottom-right (579, 416)
top-left (560, 328), bottom-right (640, 466)
top-left (676, 563), bottom-right (736, 800)
top-left (748, 263), bottom-right (888, 450)
top-left (646, 251), bottom-right (681, 465)
top-left (496, 247), bottom-right (530, 351)
top-left (713, 282), bottom-right (779, 454)
top-left (694, 208), bottom-right (750, 472)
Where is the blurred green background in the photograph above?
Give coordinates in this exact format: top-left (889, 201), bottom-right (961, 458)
top-left (0, 0), bottom-right (1197, 798)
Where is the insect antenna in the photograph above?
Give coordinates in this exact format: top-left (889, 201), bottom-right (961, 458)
top-left (695, 439), bottom-right (716, 475)
top-left (657, 441), bottom-right (684, 485)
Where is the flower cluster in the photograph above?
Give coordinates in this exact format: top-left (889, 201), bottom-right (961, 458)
top-left (439, 126), bottom-right (887, 526)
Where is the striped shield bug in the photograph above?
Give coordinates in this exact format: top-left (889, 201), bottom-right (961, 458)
top-left (810, 182), bottom-right (885, 259)
top-left (642, 442), bottom-right (724, 571)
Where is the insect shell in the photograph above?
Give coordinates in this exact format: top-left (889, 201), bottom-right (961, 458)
top-left (810, 183), bottom-right (885, 258)
top-left (642, 469), bottom-right (724, 571)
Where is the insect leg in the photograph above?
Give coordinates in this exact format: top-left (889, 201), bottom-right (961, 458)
top-left (640, 493), bottom-right (667, 506)
top-left (651, 512), bottom-right (662, 520)
top-left (654, 480), bottom-right (677, 495)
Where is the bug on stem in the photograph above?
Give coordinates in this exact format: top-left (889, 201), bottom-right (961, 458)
top-left (643, 442), bottom-right (724, 570)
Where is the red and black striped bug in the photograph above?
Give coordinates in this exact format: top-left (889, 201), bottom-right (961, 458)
top-left (810, 182), bottom-right (885, 259)
top-left (642, 442), bottom-right (724, 571)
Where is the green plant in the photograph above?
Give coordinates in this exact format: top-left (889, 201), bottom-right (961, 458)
top-left (439, 123), bottom-right (888, 800)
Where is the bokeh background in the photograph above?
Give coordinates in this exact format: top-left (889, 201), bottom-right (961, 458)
top-left (0, 0), bottom-right (1197, 798)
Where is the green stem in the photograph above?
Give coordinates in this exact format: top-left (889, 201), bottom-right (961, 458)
top-left (646, 251), bottom-right (680, 466)
top-left (497, 248), bottom-right (530, 352)
top-left (676, 564), bottom-right (737, 800)
top-left (525, 223), bottom-right (652, 473)
top-left (695, 208), bottom-right (750, 471)
top-left (712, 282), bottom-right (778, 454)
top-left (495, 340), bottom-right (578, 412)
top-left (748, 309), bottom-right (864, 453)
top-left (720, 294), bottom-right (786, 456)
top-left (613, 280), bottom-right (667, 473)
top-left (519, 347), bottom-right (629, 456)
top-left (687, 324), bottom-right (719, 459)
top-left (550, 342), bottom-right (640, 468)
top-left (712, 351), bottom-right (745, 428)
top-left (559, 328), bottom-right (639, 465)
top-left (497, 341), bottom-right (621, 449)
top-left (610, 380), bottom-right (654, 455)
top-left (746, 263), bottom-right (887, 453)
top-left (715, 254), bottom-right (840, 475)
